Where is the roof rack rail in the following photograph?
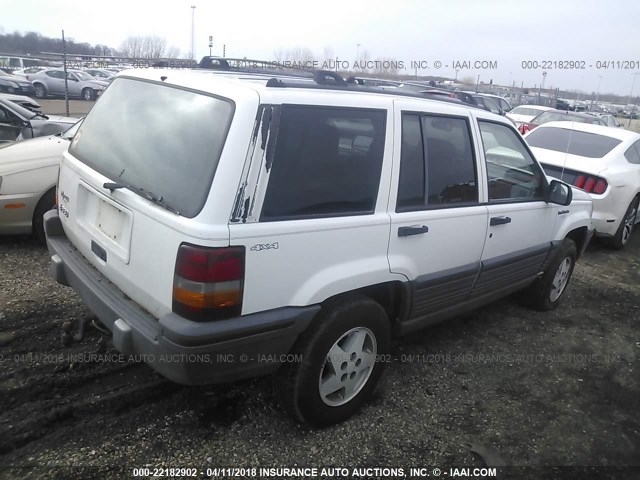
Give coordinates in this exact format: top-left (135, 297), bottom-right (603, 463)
top-left (197, 56), bottom-right (320, 78)
top-left (264, 76), bottom-right (481, 108)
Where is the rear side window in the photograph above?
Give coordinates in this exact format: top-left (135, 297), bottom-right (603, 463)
top-left (624, 141), bottom-right (640, 165)
top-left (69, 78), bottom-right (234, 218)
top-left (526, 127), bottom-right (622, 158)
top-left (397, 113), bottom-right (478, 211)
top-left (260, 106), bottom-right (386, 221)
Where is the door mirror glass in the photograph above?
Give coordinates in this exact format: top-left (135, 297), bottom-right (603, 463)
top-left (548, 179), bottom-right (572, 206)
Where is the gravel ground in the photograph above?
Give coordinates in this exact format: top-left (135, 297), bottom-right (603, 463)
top-left (0, 231), bottom-right (639, 480)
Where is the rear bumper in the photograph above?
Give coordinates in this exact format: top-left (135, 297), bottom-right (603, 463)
top-left (44, 209), bottom-right (319, 385)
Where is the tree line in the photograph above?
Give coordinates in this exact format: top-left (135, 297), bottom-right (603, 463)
top-left (0, 30), bottom-right (181, 59)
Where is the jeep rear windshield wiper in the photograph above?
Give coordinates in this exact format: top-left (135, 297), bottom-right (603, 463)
top-left (103, 182), bottom-right (180, 215)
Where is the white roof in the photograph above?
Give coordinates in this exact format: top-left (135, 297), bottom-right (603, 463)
top-left (116, 67), bottom-right (512, 122)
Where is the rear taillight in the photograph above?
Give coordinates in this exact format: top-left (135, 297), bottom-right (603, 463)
top-left (172, 244), bottom-right (245, 321)
top-left (573, 174), bottom-right (608, 194)
top-left (519, 123), bottom-right (536, 134)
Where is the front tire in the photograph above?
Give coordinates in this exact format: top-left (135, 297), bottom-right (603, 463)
top-left (602, 197), bottom-right (639, 250)
top-left (523, 239), bottom-right (577, 311)
top-left (33, 189), bottom-right (56, 243)
top-left (275, 295), bottom-right (390, 427)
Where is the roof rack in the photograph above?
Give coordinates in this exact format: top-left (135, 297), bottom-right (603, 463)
top-left (197, 56), bottom-right (320, 78)
top-left (197, 56), bottom-right (481, 109)
top-left (266, 75), bottom-right (480, 108)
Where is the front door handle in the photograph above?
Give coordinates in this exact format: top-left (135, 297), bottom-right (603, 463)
top-left (398, 225), bottom-right (429, 237)
top-left (490, 216), bottom-right (512, 226)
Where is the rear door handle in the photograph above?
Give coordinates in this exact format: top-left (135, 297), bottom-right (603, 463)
top-left (490, 216), bottom-right (512, 226)
top-left (398, 225), bottom-right (429, 237)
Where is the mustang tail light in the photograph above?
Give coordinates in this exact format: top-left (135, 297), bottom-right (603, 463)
top-left (574, 174), bottom-right (608, 194)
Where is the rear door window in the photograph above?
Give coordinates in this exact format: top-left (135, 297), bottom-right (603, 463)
top-left (260, 106), bottom-right (386, 221)
top-left (397, 113), bottom-right (478, 211)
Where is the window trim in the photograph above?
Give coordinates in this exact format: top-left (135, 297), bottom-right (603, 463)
top-left (478, 118), bottom-right (549, 205)
top-left (258, 103), bottom-right (388, 222)
top-left (395, 111), bottom-right (481, 213)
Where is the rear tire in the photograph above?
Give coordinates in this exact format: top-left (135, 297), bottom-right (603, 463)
top-left (275, 295), bottom-right (390, 427)
top-left (33, 189), bottom-right (56, 244)
top-left (82, 88), bottom-right (96, 101)
top-left (601, 197), bottom-right (639, 250)
top-left (33, 83), bottom-right (47, 99)
top-left (522, 239), bottom-right (577, 311)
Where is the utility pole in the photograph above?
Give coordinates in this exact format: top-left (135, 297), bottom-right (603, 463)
top-left (627, 73), bottom-right (639, 128)
top-left (190, 5), bottom-right (196, 61)
top-left (209, 35), bottom-right (213, 57)
top-left (62, 30), bottom-right (69, 116)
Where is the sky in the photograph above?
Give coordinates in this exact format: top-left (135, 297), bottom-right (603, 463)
top-left (1, 0), bottom-right (640, 97)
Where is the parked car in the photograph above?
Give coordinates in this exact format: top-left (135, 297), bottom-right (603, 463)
top-left (0, 93), bottom-right (42, 112)
top-left (11, 66), bottom-right (47, 80)
top-left (506, 105), bottom-right (554, 128)
top-left (45, 68), bottom-right (592, 427)
top-left (0, 120), bottom-right (82, 241)
top-left (0, 96), bottom-right (77, 144)
top-left (472, 94), bottom-right (505, 114)
top-left (519, 110), bottom-right (606, 134)
top-left (478, 93), bottom-right (512, 112)
top-left (0, 69), bottom-right (36, 96)
top-left (594, 113), bottom-right (624, 128)
top-left (83, 69), bottom-right (116, 82)
top-left (526, 122), bottom-right (640, 248)
top-left (30, 69), bottom-right (109, 100)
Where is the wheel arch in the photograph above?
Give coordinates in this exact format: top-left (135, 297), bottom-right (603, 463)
top-left (313, 280), bottom-right (410, 336)
top-left (565, 226), bottom-right (590, 259)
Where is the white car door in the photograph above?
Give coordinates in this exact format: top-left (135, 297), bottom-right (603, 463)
top-left (473, 119), bottom-right (557, 296)
top-left (387, 101), bottom-right (488, 328)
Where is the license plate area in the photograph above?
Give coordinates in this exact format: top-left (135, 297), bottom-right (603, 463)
top-left (77, 181), bottom-right (133, 264)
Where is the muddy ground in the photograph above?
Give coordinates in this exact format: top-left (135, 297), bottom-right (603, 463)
top-left (0, 232), bottom-right (639, 480)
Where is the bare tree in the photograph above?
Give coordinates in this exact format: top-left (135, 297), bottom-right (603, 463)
top-left (120, 35), bottom-right (172, 59)
top-left (460, 75), bottom-right (475, 85)
top-left (165, 46), bottom-right (181, 59)
top-left (273, 47), bottom-right (315, 63)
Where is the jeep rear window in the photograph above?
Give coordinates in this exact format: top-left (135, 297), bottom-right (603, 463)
top-left (260, 106), bottom-right (386, 221)
top-left (526, 127), bottom-right (621, 158)
top-left (69, 77), bottom-right (234, 218)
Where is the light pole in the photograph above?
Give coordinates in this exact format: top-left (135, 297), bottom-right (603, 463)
top-left (538, 71), bottom-right (547, 105)
top-left (591, 75), bottom-right (602, 111)
top-left (627, 72), bottom-right (640, 128)
top-left (190, 5), bottom-right (196, 61)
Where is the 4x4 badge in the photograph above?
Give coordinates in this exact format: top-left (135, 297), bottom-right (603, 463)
top-left (250, 242), bottom-right (279, 252)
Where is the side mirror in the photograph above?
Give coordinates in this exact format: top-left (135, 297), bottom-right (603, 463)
top-left (548, 179), bottom-right (572, 206)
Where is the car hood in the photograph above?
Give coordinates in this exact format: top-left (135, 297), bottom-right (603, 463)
top-left (0, 135), bottom-right (70, 175)
top-left (0, 74), bottom-right (32, 85)
top-left (530, 147), bottom-right (604, 176)
top-left (42, 114), bottom-right (78, 123)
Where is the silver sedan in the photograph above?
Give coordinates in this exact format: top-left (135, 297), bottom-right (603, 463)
top-left (30, 68), bottom-right (109, 101)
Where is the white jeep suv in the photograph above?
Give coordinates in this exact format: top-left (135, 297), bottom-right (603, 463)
top-left (45, 67), bottom-right (593, 427)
